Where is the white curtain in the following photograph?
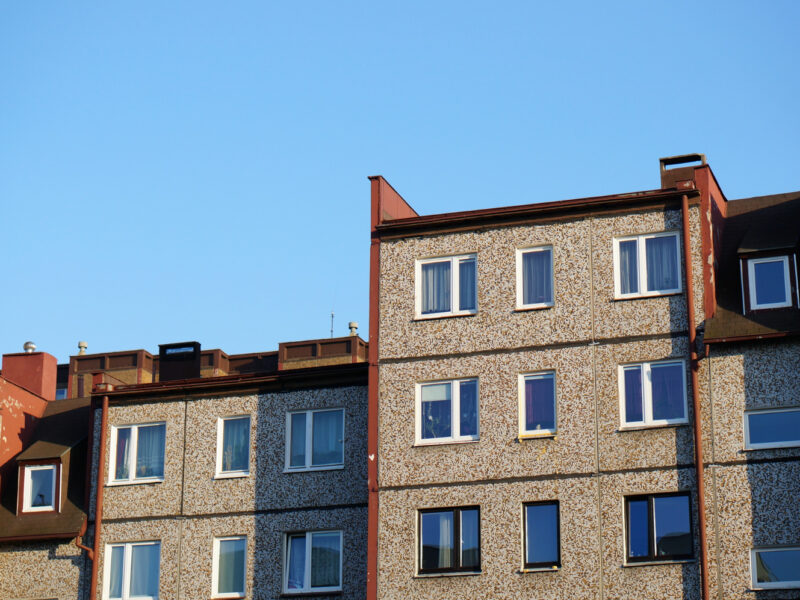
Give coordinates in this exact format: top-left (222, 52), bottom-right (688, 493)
top-left (286, 535), bottom-right (305, 590)
top-left (108, 546), bottom-right (124, 599)
top-left (421, 383), bottom-right (451, 439)
top-left (217, 538), bottom-right (245, 594)
top-left (646, 236), bottom-right (678, 291)
top-left (129, 543), bottom-right (159, 597)
top-left (422, 262), bottom-right (451, 314)
top-left (223, 418), bottom-right (250, 472)
top-left (619, 240), bottom-right (639, 294)
top-left (136, 424), bottom-right (165, 478)
top-left (437, 513), bottom-right (453, 568)
top-left (115, 428), bottom-right (131, 480)
top-left (310, 532), bottom-right (340, 588)
top-left (522, 251), bottom-right (552, 305)
top-left (312, 411), bottom-right (343, 466)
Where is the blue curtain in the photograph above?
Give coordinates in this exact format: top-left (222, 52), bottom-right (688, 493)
top-left (458, 380), bottom-right (478, 436)
top-left (222, 417), bottom-right (250, 472)
top-left (525, 375), bottom-right (555, 431)
top-left (290, 413), bottom-right (306, 467)
top-left (108, 546), bottom-right (124, 599)
top-left (458, 258), bottom-right (476, 311)
top-left (129, 543), bottom-right (160, 597)
top-left (624, 367), bottom-right (644, 423)
top-left (651, 363), bottom-right (684, 420)
top-left (619, 240), bottom-right (639, 294)
top-left (136, 424), bottom-right (165, 478)
top-left (312, 410), bottom-right (343, 466)
top-left (645, 236), bottom-right (678, 291)
top-left (422, 262), bottom-right (451, 314)
top-left (286, 535), bottom-right (306, 590)
top-left (522, 250), bottom-right (552, 305)
top-left (218, 538), bottom-right (246, 594)
top-left (310, 532), bottom-right (341, 588)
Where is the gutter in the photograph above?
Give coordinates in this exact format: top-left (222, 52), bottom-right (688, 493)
top-left (682, 195), bottom-right (711, 600)
top-left (89, 395), bottom-right (109, 600)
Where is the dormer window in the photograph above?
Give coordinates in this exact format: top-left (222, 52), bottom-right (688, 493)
top-left (743, 255), bottom-right (798, 311)
top-left (21, 463), bottom-right (59, 513)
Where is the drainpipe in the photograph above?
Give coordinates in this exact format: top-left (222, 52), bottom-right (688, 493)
top-left (74, 398), bottom-right (96, 557)
top-left (89, 395), bottom-right (109, 600)
top-left (682, 195), bottom-right (710, 600)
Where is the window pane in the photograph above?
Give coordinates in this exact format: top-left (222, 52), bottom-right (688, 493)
top-left (748, 410), bottom-right (800, 446)
top-left (312, 410), bottom-right (343, 466)
top-left (645, 235), bottom-right (679, 291)
top-left (651, 363), bottom-right (684, 421)
top-left (290, 413), bottom-right (306, 467)
top-left (619, 240), bottom-right (639, 294)
top-left (29, 468), bottom-right (54, 508)
top-left (755, 549), bottom-right (800, 584)
top-left (222, 418), bottom-right (250, 472)
top-left (524, 375), bottom-right (555, 432)
top-left (458, 258), bottom-right (477, 311)
top-left (460, 509), bottom-right (480, 569)
top-left (653, 495), bottom-right (692, 557)
top-left (522, 250), bottom-right (553, 305)
top-left (420, 511), bottom-right (454, 570)
top-left (115, 427), bottom-right (132, 480)
top-left (421, 262), bottom-right (451, 314)
top-left (286, 535), bottom-right (305, 590)
top-left (129, 543), bottom-right (160, 597)
top-left (310, 532), bottom-right (341, 588)
top-left (623, 367), bottom-right (644, 423)
top-left (627, 499), bottom-right (650, 558)
top-left (525, 503), bottom-right (559, 565)
top-left (421, 383), bottom-right (452, 439)
top-left (136, 424), bottom-right (165, 479)
top-left (753, 260), bottom-right (788, 305)
top-left (108, 546), bottom-right (124, 599)
top-left (218, 538), bottom-right (246, 594)
top-left (458, 380), bottom-right (478, 437)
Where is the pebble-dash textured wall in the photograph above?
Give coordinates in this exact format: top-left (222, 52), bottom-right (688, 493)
top-left (0, 540), bottom-right (88, 599)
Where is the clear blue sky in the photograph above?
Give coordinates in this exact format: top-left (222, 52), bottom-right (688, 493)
top-left (2, 1), bottom-right (798, 363)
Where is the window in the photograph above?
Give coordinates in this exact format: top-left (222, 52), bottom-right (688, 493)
top-left (216, 416), bottom-right (250, 478)
top-left (21, 464), bottom-right (58, 512)
top-left (516, 247), bottom-right (554, 309)
top-left (625, 493), bottom-right (692, 563)
top-left (284, 530), bottom-right (342, 594)
top-left (110, 423), bottom-right (166, 483)
top-left (416, 379), bottom-right (479, 444)
top-left (619, 360), bottom-right (687, 427)
top-left (523, 501), bottom-right (560, 569)
top-left (55, 386), bottom-right (68, 400)
top-left (746, 256), bottom-right (795, 310)
top-left (213, 537), bottom-right (246, 598)
top-left (104, 541), bottom-right (161, 599)
top-left (418, 506), bottom-right (480, 574)
top-left (614, 232), bottom-right (681, 298)
top-left (286, 409), bottom-right (344, 471)
top-left (519, 372), bottom-right (556, 437)
top-left (744, 408), bottom-right (800, 449)
top-left (751, 547), bottom-right (800, 589)
top-left (415, 254), bottom-right (477, 317)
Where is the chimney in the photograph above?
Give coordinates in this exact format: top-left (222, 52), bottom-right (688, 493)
top-left (348, 321), bottom-right (358, 336)
top-left (1, 348), bottom-right (58, 401)
top-left (158, 342), bottom-right (201, 382)
top-left (659, 154), bottom-right (705, 190)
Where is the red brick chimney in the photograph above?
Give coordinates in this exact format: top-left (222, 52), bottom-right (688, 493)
top-left (1, 351), bottom-right (58, 401)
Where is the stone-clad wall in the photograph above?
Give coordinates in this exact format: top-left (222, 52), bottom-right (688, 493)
top-left (0, 540), bottom-right (88, 599)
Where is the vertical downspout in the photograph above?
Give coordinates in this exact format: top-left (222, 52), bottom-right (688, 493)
top-left (682, 195), bottom-right (710, 600)
top-left (89, 395), bottom-right (109, 600)
top-left (74, 397), bottom-right (96, 557)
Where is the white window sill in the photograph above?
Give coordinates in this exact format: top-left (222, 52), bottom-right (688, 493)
top-left (518, 566), bottom-right (560, 573)
top-left (21, 506), bottom-right (57, 513)
top-left (414, 571), bottom-right (482, 578)
top-left (214, 471), bottom-right (250, 480)
top-left (283, 465), bottom-right (344, 474)
top-left (622, 558), bottom-right (695, 568)
top-left (514, 304), bottom-right (554, 312)
top-left (743, 443), bottom-right (800, 451)
top-left (617, 421), bottom-right (688, 432)
top-left (748, 585), bottom-right (800, 591)
top-left (413, 438), bottom-right (480, 447)
top-left (518, 432), bottom-right (557, 441)
top-left (282, 587), bottom-right (342, 595)
top-left (413, 311), bottom-right (477, 321)
top-left (212, 593), bottom-right (246, 599)
top-left (106, 478), bottom-right (164, 487)
top-left (612, 290), bottom-right (682, 301)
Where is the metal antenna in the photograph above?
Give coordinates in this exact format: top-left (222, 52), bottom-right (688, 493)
top-left (330, 311), bottom-right (335, 338)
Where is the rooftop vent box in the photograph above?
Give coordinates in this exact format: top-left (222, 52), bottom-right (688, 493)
top-left (158, 342), bottom-right (201, 382)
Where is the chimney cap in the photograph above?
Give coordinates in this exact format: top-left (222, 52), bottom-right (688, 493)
top-left (348, 322), bottom-right (358, 336)
top-left (78, 341), bottom-right (88, 355)
top-left (23, 341), bottom-right (36, 353)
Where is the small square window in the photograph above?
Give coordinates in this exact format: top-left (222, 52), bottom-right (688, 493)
top-left (744, 408), bottom-right (800, 450)
top-left (516, 247), bottom-right (554, 309)
top-left (21, 464), bottom-right (58, 513)
top-left (614, 232), bottom-right (681, 298)
top-left (216, 416), bottom-right (251, 478)
top-left (286, 409), bottom-right (344, 471)
top-left (283, 530), bottom-right (342, 593)
top-left (626, 492), bottom-right (692, 563)
top-left (416, 379), bottom-right (479, 445)
top-left (751, 547), bottom-right (800, 589)
top-left (213, 536), bottom-right (246, 598)
top-left (104, 541), bottom-right (161, 599)
top-left (55, 386), bottom-right (68, 400)
top-left (418, 506), bottom-right (480, 574)
top-left (523, 501), bottom-right (560, 569)
top-left (519, 372), bottom-right (556, 437)
top-left (619, 360), bottom-right (687, 427)
top-left (415, 254), bottom-right (477, 318)
top-left (745, 256), bottom-right (795, 310)
top-left (109, 423), bottom-right (166, 484)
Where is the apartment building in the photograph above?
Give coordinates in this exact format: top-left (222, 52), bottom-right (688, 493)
top-left (366, 155), bottom-right (800, 599)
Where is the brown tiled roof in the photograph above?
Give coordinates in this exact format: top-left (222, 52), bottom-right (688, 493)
top-left (705, 191), bottom-right (800, 342)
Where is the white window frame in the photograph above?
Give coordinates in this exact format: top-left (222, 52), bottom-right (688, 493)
top-left (103, 541), bottom-right (161, 600)
top-left (415, 378), bottom-right (480, 445)
top-left (282, 530), bottom-right (343, 594)
top-left (518, 371), bottom-right (557, 437)
top-left (746, 255), bottom-right (793, 310)
top-left (21, 463), bottom-right (59, 512)
top-left (108, 422), bottom-right (166, 485)
top-left (215, 416), bottom-right (251, 479)
top-left (414, 254), bottom-right (478, 319)
top-left (515, 246), bottom-right (554, 309)
top-left (284, 409), bottom-right (345, 472)
top-left (212, 536), bottom-right (247, 599)
top-left (613, 231), bottom-right (682, 298)
top-left (750, 547), bottom-right (800, 589)
top-left (744, 407), bottom-right (800, 450)
top-left (618, 360), bottom-right (688, 427)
